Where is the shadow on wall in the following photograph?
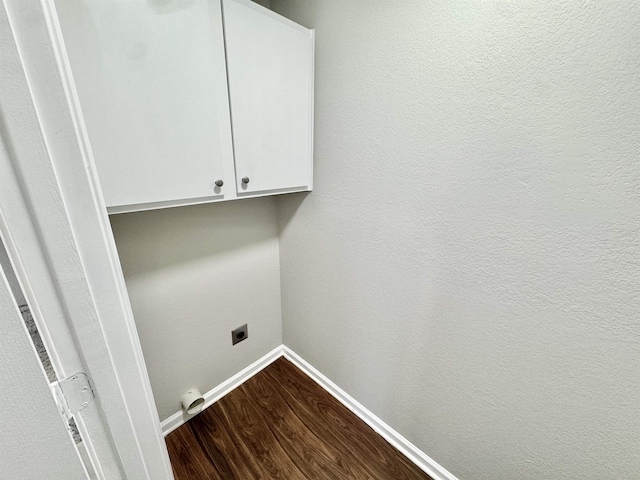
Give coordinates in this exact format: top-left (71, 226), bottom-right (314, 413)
top-left (110, 198), bottom-right (278, 276)
top-left (277, 191), bottom-right (310, 235)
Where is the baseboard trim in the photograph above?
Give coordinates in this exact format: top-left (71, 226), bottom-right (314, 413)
top-left (282, 346), bottom-right (458, 480)
top-left (160, 345), bottom-right (284, 436)
top-left (160, 344), bottom-right (456, 480)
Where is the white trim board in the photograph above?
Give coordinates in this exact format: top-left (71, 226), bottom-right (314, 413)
top-left (161, 345), bottom-right (458, 480)
top-left (282, 347), bottom-right (458, 480)
top-left (160, 345), bottom-right (284, 436)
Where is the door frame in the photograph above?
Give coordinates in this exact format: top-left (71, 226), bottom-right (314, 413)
top-left (0, 1), bottom-right (173, 478)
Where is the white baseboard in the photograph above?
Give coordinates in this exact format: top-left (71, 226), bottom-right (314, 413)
top-left (282, 346), bottom-right (458, 480)
top-left (161, 344), bottom-right (457, 480)
top-left (160, 345), bottom-right (284, 436)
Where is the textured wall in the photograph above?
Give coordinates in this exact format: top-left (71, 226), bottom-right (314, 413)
top-left (110, 198), bottom-right (282, 421)
top-left (272, 1), bottom-right (640, 478)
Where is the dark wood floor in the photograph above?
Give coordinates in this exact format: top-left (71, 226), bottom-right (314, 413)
top-left (166, 357), bottom-right (432, 479)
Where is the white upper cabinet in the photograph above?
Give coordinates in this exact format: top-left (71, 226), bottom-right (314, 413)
top-left (53, 0), bottom-right (314, 214)
top-left (54, 0), bottom-right (235, 213)
top-left (223, 0), bottom-right (314, 196)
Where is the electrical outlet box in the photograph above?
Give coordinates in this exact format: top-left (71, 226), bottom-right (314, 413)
top-left (232, 324), bottom-right (248, 345)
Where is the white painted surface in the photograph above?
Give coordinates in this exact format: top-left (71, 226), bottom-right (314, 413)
top-left (110, 198), bottom-right (283, 421)
top-left (0, 236), bottom-right (25, 305)
top-left (54, 0), bottom-right (235, 209)
top-left (1, 1), bottom-right (173, 477)
top-left (54, 0), bottom-right (312, 214)
top-left (0, 252), bottom-right (86, 480)
top-left (224, 0), bottom-right (314, 195)
top-left (161, 345), bottom-right (283, 436)
top-left (273, 1), bottom-right (640, 478)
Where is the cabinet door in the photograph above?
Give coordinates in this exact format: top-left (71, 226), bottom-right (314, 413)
top-left (55, 0), bottom-right (234, 211)
top-left (223, 0), bottom-right (314, 195)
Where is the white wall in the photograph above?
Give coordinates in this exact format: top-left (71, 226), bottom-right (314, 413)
top-left (110, 198), bottom-right (282, 421)
top-left (272, 1), bottom-right (640, 478)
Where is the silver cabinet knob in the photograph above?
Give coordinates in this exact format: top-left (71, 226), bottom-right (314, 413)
top-left (241, 176), bottom-right (250, 184)
top-left (215, 179), bottom-right (224, 187)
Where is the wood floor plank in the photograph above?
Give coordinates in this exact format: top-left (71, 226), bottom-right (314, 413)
top-left (215, 386), bottom-right (308, 479)
top-left (188, 403), bottom-right (263, 479)
top-left (166, 357), bottom-right (432, 480)
top-left (265, 358), bottom-right (431, 480)
top-left (165, 424), bottom-right (223, 480)
top-left (241, 370), bottom-right (372, 480)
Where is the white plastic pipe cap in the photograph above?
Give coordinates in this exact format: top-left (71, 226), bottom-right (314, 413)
top-left (180, 388), bottom-right (204, 415)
